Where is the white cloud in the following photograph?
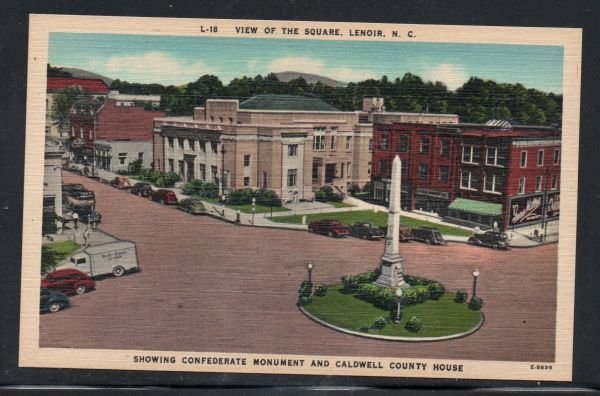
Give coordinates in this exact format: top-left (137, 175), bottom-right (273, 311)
top-left (423, 63), bottom-right (468, 90)
top-left (101, 52), bottom-right (212, 85)
top-left (267, 56), bottom-right (374, 83)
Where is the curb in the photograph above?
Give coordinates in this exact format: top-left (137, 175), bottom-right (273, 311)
top-left (298, 305), bottom-right (485, 343)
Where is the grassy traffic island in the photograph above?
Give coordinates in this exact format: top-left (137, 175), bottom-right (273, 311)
top-left (298, 270), bottom-right (483, 340)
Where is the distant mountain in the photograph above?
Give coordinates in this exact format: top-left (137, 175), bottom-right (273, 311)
top-left (58, 67), bottom-right (114, 86)
top-left (274, 71), bottom-right (346, 87)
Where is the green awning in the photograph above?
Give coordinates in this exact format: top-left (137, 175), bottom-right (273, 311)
top-left (448, 197), bottom-right (502, 217)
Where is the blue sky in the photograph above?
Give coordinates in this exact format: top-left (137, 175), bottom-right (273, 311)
top-left (48, 32), bottom-right (564, 93)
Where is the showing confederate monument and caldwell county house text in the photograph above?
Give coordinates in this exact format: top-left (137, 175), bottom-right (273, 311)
top-left (20, 15), bottom-right (580, 381)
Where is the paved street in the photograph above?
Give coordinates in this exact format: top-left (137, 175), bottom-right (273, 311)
top-left (40, 172), bottom-right (558, 362)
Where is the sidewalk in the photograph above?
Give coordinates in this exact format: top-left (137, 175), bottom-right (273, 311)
top-left (44, 222), bottom-right (117, 247)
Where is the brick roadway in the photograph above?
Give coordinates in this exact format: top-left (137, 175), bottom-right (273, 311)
top-left (40, 172), bottom-right (557, 362)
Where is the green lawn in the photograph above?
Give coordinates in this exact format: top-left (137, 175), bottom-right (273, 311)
top-left (196, 196), bottom-right (290, 214)
top-left (41, 240), bottom-right (80, 273)
top-left (305, 285), bottom-right (482, 338)
top-left (271, 210), bottom-right (472, 237)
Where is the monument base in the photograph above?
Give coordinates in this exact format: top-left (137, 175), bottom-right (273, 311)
top-left (374, 254), bottom-right (409, 289)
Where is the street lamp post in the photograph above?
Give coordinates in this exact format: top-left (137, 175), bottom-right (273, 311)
top-left (394, 287), bottom-right (403, 323)
top-left (471, 269), bottom-right (480, 301)
top-left (252, 197), bottom-right (256, 225)
top-left (307, 261), bottom-right (313, 283)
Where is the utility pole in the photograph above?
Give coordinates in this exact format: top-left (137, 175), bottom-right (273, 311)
top-left (541, 168), bottom-right (549, 241)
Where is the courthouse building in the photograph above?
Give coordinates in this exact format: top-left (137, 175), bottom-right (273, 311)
top-left (152, 95), bottom-right (454, 203)
top-left (371, 119), bottom-right (561, 231)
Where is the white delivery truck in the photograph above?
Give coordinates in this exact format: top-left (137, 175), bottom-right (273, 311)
top-left (57, 241), bottom-right (139, 278)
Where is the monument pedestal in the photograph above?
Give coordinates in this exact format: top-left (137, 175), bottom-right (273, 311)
top-left (374, 254), bottom-right (409, 289)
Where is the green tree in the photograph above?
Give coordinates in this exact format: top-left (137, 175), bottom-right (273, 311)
top-left (50, 86), bottom-right (83, 137)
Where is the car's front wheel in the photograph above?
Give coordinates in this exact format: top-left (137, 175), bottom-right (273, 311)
top-left (328, 231), bottom-right (334, 238)
top-left (48, 302), bottom-right (61, 313)
top-left (493, 243), bottom-right (499, 249)
top-left (75, 285), bottom-right (87, 295)
top-left (425, 238), bottom-right (432, 245)
top-left (113, 266), bottom-right (125, 277)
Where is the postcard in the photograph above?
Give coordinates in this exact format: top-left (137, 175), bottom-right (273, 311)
top-left (20, 14), bottom-right (581, 381)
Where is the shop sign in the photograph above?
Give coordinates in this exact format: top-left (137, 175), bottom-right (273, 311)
top-left (546, 191), bottom-right (560, 219)
top-left (510, 194), bottom-right (543, 225)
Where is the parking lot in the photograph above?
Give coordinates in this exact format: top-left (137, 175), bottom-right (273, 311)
top-left (39, 172), bottom-right (558, 362)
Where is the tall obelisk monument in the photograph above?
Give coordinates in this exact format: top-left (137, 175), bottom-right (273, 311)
top-left (375, 155), bottom-right (408, 288)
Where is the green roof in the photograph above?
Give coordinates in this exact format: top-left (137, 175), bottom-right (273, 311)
top-left (239, 94), bottom-right (340, 112)
top-left (448, 198), bottom-right (503, 217)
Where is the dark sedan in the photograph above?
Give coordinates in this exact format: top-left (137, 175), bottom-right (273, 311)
top-left (348, 222), bottom-right (385, 240)
top-left (40, 288), bottom-right (70, 314)
top-left (130, 182), bottom-right (154, 198)
top-left (468, 231), bottom-right (509, 249)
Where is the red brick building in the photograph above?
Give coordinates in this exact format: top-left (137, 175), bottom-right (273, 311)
top-left (68, 100), bottom-right (165, 171)
top-left (46, 77), bottom-right (110, 138)
top-left (371, 121), bottom-right (561, 232)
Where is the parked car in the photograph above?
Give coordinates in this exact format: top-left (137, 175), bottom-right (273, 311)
top-left (69, 207), bottom-right (102, 224)
top-left (130, 182), bottom-right (154, 198)
top-left (378, 224), bottom-right (414, 242)
top-left (62, 183), bottom-right (95, 201)
top-left (40, 288), bottom-right (70, 314)
top-left (308, 219), bottom-right (350, 238)
top-left (151, 189), bottom-right (178, 205)
top-left (468, 231), bottom-right (509, 249)
top-left (42, 268), bottom-right (96, 295)
top-left (177, 198), bottom-right (206, 215)
top-left (411, 226), bottom-right (446, 245)
top-left (349, 222), bottom-right (385, 240)
top-left (110, 176), bottom-right (132, 190)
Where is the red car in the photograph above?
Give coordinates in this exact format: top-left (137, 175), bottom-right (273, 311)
top-left (308, 219), bottom-right (350, 238)
top-left (41, 268), bottom-right (96, 295)
top-left (151, 189), bottom-right (178, 205)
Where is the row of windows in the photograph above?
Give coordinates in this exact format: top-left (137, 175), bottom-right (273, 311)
top-left (378, 134), bottom-right (452, 157)
top-left (376, 135), bottom-right (561, 169)
top-left (462, 145), bottom-right (560, 167)
top-left (167, 137), bottom-right (219, 154)
top-left (313, 135), bottom-right (353, 151)
top-left (460, 171), bottom-right (559, 194)
top-left (519, 149), bottom-right (560, 167)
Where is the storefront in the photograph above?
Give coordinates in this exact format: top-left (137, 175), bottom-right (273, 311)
top-left (413, 188), bottom-right (450, 216)
top-left (445, 197), bottom-right (503, 230)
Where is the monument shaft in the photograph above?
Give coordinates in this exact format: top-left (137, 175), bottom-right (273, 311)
top-left (375, 155), bottom-right (408, 288)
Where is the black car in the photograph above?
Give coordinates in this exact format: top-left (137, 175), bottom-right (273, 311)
top-left (130, 182), bottom-right (154, 198)
top-left (62, 183), bottom-right (95, 201)
top-left (40, 288), bottom-right (70, 314)
top-left (468, 231), bottom-right (509, 249)
top-left (411, 226), bottom-right (446, 245)
top-left (348, 222), bottom-right (385, 240)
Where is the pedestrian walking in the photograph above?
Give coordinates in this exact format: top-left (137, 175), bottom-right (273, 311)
top-left (72, 212), bottom-right (79, 230)
top-left (83, 226), bottom-right (90, 246)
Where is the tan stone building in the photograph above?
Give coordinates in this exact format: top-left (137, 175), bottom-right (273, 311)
top-left (153, 95), bottom-right (458, 203)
